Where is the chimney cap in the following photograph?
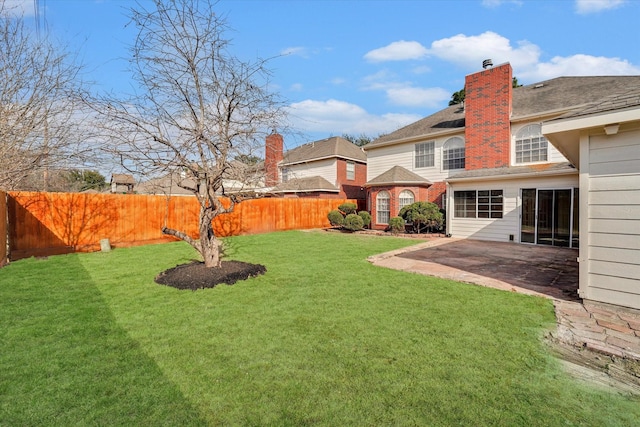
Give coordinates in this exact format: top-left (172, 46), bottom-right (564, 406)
top-left (482, 59), bottom-right (493, 69)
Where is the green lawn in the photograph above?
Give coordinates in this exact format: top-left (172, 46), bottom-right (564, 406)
top-left (1, 230), bottom-right (638, 426)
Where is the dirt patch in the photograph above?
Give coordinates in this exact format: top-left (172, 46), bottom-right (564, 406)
top-left (155, 260), bottom-right (266, 290)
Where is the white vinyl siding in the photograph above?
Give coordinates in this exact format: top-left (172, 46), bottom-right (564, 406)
top-left (284, 158), bottom-right (337, 185)
top-left (448, 174), bottom-right (578, 242)
top-left (366, 135), bottom-right (466, 184)
top-left (584, 130), bottom-right (640, 309)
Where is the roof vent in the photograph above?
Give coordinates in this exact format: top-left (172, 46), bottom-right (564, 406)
top-left (534, 83), bottom-right (544, 89)
top-left (482, 59), bottom-right (493, 69)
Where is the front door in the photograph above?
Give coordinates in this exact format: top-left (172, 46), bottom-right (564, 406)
top-left (520, 188), bottom-right (579, 248)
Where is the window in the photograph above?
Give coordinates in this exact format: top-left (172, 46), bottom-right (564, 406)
top-left (346, 161), bottom-right (355, 180)
top-left (454, 191), bottom-right (476, 218)
top-left (443, 137), bottom-right (465, 170)
top-left (515, 124), bottom-right (548, 164)
top-left (281, 168), bottom-right (289, 182)
top-left (415, 141), bottom-right (434, 168)
top-left (454, 190), bottom-right (503, 218)
top-left (376, 191), bottom-right (391, 224)
top-left (398, 190), bottom-right (415, 210)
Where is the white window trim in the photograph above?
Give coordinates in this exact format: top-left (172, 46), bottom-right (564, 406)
top-left (512, 123), bottom-right (549, 166)
top-left (414, 141), bottom-right (436, 169)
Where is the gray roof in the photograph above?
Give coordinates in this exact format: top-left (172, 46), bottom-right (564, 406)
top-left (111, 173), bottom-right (136, 184)
top-left (556, 86), bottom-right (640, 119)
top-left (365, 165), bottom-right (432, 187)
top-left (368, 75), bottom-right (640, 147)
top-left (283, 136), bottom-right (367, 165)
top-left (447, 162), bottom-right (576, 182)
top-left (271, 176), bottom-right (339, 193)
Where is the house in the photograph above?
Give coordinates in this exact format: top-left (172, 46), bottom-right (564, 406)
top-left (136, 161), bottom-right (265, 196)
top-left (364, 61), bottom-right (640, 310)
top-left (264, 132), bottom-right (367, 206)
top-left (543, 88), bottom-right (640, 310)
top-left (110, 173), bottom-right (136, 194)
top-left (365, 63), bottom-right (640, 244)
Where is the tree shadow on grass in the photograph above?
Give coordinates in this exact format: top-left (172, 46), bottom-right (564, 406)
top-left (0, 253), bottom-right (208, 426)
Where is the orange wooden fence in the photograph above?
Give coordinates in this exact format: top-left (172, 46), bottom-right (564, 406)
top-left (0, 191), bottom-right (7, 266)
top-left (7, 191), bottom-right (354, 260)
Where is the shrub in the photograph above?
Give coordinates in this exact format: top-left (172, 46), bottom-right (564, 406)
top-left (388, 216), bottom-right (405, 235)
top-left (343, 213), bottom-right (364, 231)
top-left (398, 201), bottom-right (443, 233)
top-left (327, 210), bottom-right (344, 226)
top-left (338, 202), bottom-right (357, 215)
top-left (358, 211), bottom-right (371, 228)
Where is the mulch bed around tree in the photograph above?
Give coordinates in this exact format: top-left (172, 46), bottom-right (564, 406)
top-left (155, 260), bottom-right (266, 290)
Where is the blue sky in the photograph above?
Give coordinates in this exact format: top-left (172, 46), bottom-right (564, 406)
top-left (7, 0), bottom-right (640, 150)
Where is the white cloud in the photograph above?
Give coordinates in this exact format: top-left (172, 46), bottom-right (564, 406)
top-left (481, 0), bottom-right (523, 7)
top-left (286, 99), bottom-right (421, 136)
top-left (519, 54), bottom-right (640, 81)
top-left (281, 46), bottom-right (309, 58)
top-left (386, 86), bottom-right (451, 108)
top-left (289, 83), bottom-right (303, 92)
top-left (428, 31), bottom-right (541, 71)
top-left (364, 40), bottom-right (428, 63)
top-left (575, 0), bottom-right (626, 14)
top-left (2, 0), bottom-right (36, 16)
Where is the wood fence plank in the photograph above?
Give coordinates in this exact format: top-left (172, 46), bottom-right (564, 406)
top-left (6, 192), bottom-right (351, 260)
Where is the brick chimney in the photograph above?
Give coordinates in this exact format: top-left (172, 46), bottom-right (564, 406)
top-left (464, 62), bottom-right (512, 170)
top-left (265, 131), bottom-right (283, 186)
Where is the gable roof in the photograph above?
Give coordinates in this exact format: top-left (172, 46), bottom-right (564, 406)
top-left (367, 75), bottom-right (640, 149)
top-left (283, 136), bottom-right (367, 165)
top-left (365, 165), bottom-right (432, 187)
top-left (110, 174), bottom-right (135, 185)
top-left (271, 176), bottom-right (339, 193)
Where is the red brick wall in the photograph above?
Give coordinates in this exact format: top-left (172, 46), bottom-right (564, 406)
top-left (427, 181), bottom-right (447, 208)
top-left (464, 63), bottom-right (512, 170)
top-left (336, 159), bottom-right (367, 201)
top-left (368, 185), bottom-right (430, 229)
top-left (265, 132), bottom-right (284, 186)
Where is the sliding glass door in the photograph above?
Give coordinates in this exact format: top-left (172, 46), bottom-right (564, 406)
top-left (520, 188), bottom-right (579, 248)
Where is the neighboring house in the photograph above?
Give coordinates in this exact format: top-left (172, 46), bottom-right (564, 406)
top-left (264, 133), bottom-right (367, 205)
top-left (110, 173), bottom-right (136, 194)
top-left (543, 88), bottom-right (640, 310)
top-left (364, 62), bottom-right (640, 254)
top-left (136, 161), bottom-right (265, 196)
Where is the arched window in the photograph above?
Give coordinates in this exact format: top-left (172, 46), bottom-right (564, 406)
top-left (515, 124), bottom-right (548, 163)
top-left (442, 137), bottom-right (465, 170)
top-left (398, 190), bottom-right (415, 210)
top-left (376, 191), bottom-right (391, 224)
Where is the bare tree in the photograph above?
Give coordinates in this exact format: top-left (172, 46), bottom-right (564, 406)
top-left (0, 1), bottom-right (90, 191)
top-left (92, 0), bottom-right (286, 267)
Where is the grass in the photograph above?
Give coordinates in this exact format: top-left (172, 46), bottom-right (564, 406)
top-left (1, 230), bottom-right (639, 426)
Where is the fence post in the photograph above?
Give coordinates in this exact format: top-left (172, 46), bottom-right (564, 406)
top-left (0, 191), bottom-right (7, 267)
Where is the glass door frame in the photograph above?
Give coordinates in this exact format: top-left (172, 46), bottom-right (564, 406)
top-left (519, 187), bottom-right (578, 248)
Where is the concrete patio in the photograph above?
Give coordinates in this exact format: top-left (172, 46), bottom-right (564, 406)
top-left (368, 236), bottom-right (640, 391)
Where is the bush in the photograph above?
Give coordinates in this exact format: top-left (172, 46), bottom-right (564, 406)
top-left (343, 213), bottom-right (364, 231)
top-left (327, 210), bottom-right (344, 226)
top-left (358, 211), bottom-right (371, 228)
top-left (388, 216), bottom-right (405, 235)
top-left (398, 201), bottom-right (443, 233)
top-left (338, 202), bottom-right (357, 215)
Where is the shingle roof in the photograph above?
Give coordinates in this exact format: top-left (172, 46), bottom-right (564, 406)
top-left (271, 176), bottom-right (339, 193)
top-left (368, 75), bottom-right (640, 147)
top-left (110, 173), bottom-right (136, 184)
top-left (447, 162), bottom-right (576, 181)
top-left (556, 86), bottom-right (640, 119)
top-left (283, 136), bottom-right (367, 165)
top-left (365, 165), bottom-right (432, 187)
